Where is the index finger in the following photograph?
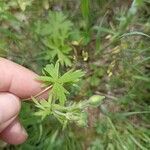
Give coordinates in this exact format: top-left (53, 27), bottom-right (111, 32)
top-left (0, 58), bottom-right (43, 99)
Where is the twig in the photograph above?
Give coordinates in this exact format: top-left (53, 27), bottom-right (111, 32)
top-left (23, 85), bottom-right (52, 101)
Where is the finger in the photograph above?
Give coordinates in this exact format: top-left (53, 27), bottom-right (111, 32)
top-left (0, 93), bottom-right (20, 124)
top-left (0, 118), bottom-right (28, 145)
top-left (0, 116), bottom-right (16, 133)
top-left (0, 58), bottom-right (44, 99)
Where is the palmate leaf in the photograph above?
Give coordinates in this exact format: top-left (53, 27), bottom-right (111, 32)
top-left (57, 50), bottom-right (72, 67)
top-left (38, 76), bottom-right (54, 83)
top-left (40, 11), bottom-right (73, 38)
top-left (39, 62), bottom-right (85, 105)
top-left (43, 38), bottom-right (72, 66)
top-left (47, 11), bottom-right (73, 39)
top-left (52, 83), bottom-right (69, 105)
top-left (59, 70), bottom-right (85, 83)
top-left (37, 11), bottom-right (73, 66)
top-left (32, 96), bottom-right (52, 120)
top-left (43, 61), bottom-right (60, 80)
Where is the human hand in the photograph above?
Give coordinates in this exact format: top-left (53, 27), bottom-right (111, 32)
top-left (0, 58), bottom-right (44, 145)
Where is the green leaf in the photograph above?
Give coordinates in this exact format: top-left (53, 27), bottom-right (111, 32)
top-left (40, 11), bottom-right (73, 37)
top-left (38, 76), bottom-right (54, 83)
top-left (17, 0), bottom-right (33, 11)
top-left (39, 62), bottom-right (84, 105)
top-left (37, 11), bottom-right (73, 66)
top-left (121, 31), bottom-right (150, 39)
top-left (81, 0), bottom-right (90, 23)
top-left (32, 97), bottom-right (51, 119)
top-left (59, 70), bottom-right (85, 83)
top-left (43, 63), bottom-right (59, 80)
top-left (57, 51), bottom-right (72, 66)
top-left (52, 83), bottom-right (69, 105)
top-left (32, 97), bottom-right (45, 110)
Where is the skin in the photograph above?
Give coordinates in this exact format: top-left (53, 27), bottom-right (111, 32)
top-left (0, 58), bottom-right (44, 145)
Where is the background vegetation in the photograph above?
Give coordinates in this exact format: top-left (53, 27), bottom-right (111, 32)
top-left (0, 0), bottom-right (150, 149)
